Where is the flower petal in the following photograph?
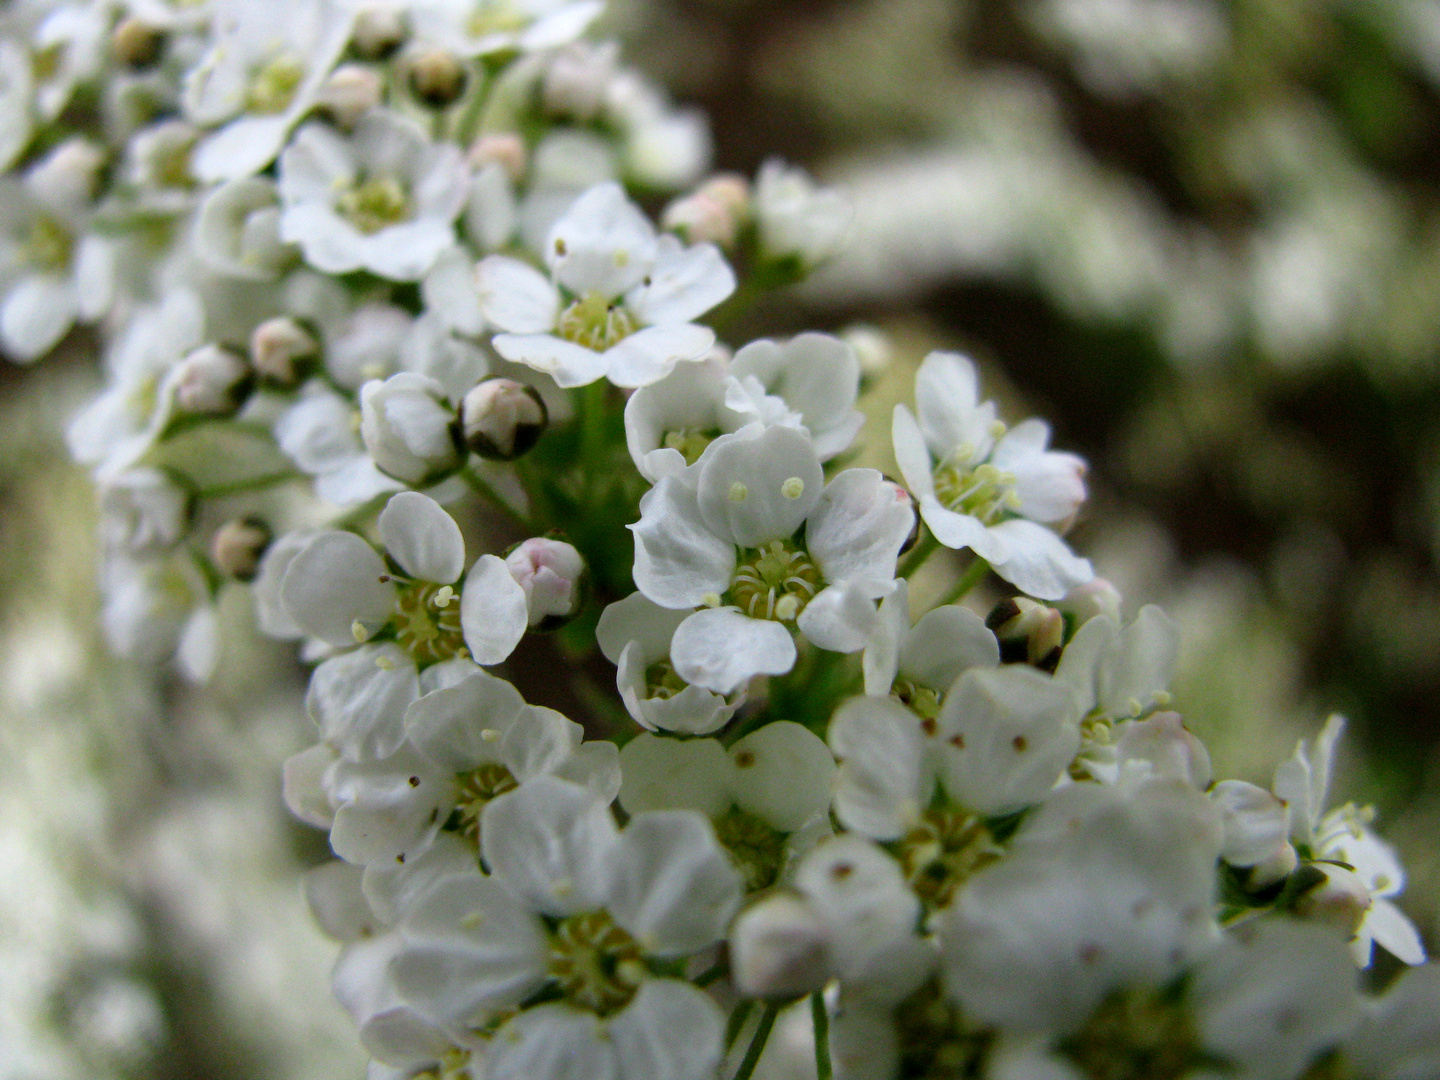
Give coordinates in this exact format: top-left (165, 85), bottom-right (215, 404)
top-left (379, 491), bottom-right (466, 584)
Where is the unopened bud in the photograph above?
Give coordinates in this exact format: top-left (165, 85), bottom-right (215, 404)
top-left (249, 317), bottom-right (318, 387)
top-left (730, 893), bottom-right (831, 999)
top-left (459, 378), bottom-right (547, 460)
top-left (353, 4), bottom-right (408, 59)
top-left (211, 517), bottom-right (272, 581)
top-left (840, 323), bottom-right (891, 378)
top-left (407, 47), bottom-right (468, 108)
top-left (99, 468), bottom-right (192, 556)
top-left (111, 17), bottom-right (165, 68)
top-left (1057, 577), bottom-right (1123, 629)
top-left (505, 537), bottom-right (586, 631)
top-left (1243, 842), bottom-right (1299, 892)
top-left (987, 596), bottom-right (1065, 672)
top-left (360, 373), bottom-right (464, 485)
top-left (1292, 863), bottom-right (1372, 938)
top-left (541, 40), bottom-right (618, 122)
top-left (317, 64), bottom-right (383, 128)
top-left (175, 344), bottom-right (253, 416)
top-left (661, 173), bottom-right (751, 249)
top-left (468, 133), bottom-right (526, 183)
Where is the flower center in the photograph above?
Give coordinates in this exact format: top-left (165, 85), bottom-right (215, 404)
top-left (453, 762), bottom-right (517, 845)
top-left (728, 539), bottom-right (822, 622)
top-left (892, 677), bottom-right (942, 722)
top-left (1058, 984), bottom-right (1205, 1080)
top-left (337, 177), bottom-right (411, 234)
top-left (661, 427), bottom-right (720, 467)
top-left (643, 658), bottom-right (689, 700)
top-left (412, 1047), bottom-right (474, 1080)
top-left (392, 579), bottom-right (469, 666)
top-left (548, 910), bottom-right (646, 1016)
top-left (898, 807), bottom-right (1002, 910)
top-left (25, 215), bottom-right (73, 271)
top-left (713, 805), bottom-right (787, 893)
top-left (931, 460), bottom-right (1021, 525)
top-left (245, 52), bottom-right (305, 115)
top-left (893, 977), bottom-right (993, 1080)
top-left (557, 291), bottom-right (636, 351)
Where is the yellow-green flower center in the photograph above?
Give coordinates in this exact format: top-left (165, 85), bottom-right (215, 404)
top-left (1058, 984), bottom-right (1206, 1080)
top-left (25, 215), bottom-right (73, 271)
top-left (643, 657), bottom-right (689, 700)
top-left (898, 807), bottom-right (1002, 910)
top-left (893, 677), bottom-right (942, 722)
top-left (557, 291), bottom-right (636, 351)
top-left (662, 427), bottom-right (720, 467)
top-left (245, 52), bottom-right (305, 115)
top-left (728, 539), bottom-right (822, 622)
top-left (392, 579), bottom-right (468, 666)
top-left (893, 977), bottom-right (993, 1080)
top-left (548, 910), bottom-right (646, 1016)
top-left (713, 805), bottom-right (787, 893)
top-left (454, 762), bottom-right (517, 846)
top-left (411, 1046), bottom-right (475, 1080)
top-left (337, 177), bottom-right (411, 234)
top-left (932, 460), bottom-right (1020, 525)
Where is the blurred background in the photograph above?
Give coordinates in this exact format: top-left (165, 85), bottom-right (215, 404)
top-left (4, 0), bottom-right (1440, 1075)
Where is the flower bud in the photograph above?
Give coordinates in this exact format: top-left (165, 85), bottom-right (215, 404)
top-left (111, 17), bottom-right (165, 68)
top-left (175, 344), bottom-right (253, 416)
top-left (730, 893), bottom-right (831, 999)
top-left (210, 517), bottom-right (272, 582)
top-left (459, 377), bottom-right (547, 460)
top-left (407, 47), bottom-right (468, 108)
top-left (840, 323), bottom-right (892, 378)
top-left (27, 139), bottom-right (106, 210)
top-left (99, 468), bottom-right (192, 556)
top-left (987, 596), bottom-right (1065, 672)
top-left (249, 317), bottom-right (318, 387)
top-left (317, 64), bottom-right (384, 128)
top-left (505, 537), bottom-right (587, 631)
top-left (1057, 577), bottom-right (1123, 629)
top-left (661, 174), bottom-right (751, 248)
top-left (753, 158), bottom-right (850, 270)
top-left (360, 373), bottom-right (464, 485)
top-left (352, 4), bottom-right (407, 59)
top-left (541, 41), bottom-right (618, 121)
top-left (1292, 863), bottom-right (1372, 938)
top-left (468, 133), bottom-right (526, 183)
top-left (1244, 842), bottom-right (1299, 892)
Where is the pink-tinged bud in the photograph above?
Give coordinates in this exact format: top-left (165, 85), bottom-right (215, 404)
top-left (468, 133), bottom-right (526, 183)
top-left (505, 537), bottom-right (586, 631)
top-left (661, 174), bottom-right (751, 249)
top-left (987, 596), bottom-right (1065, 672)
top-left (317, 64), bottom-right (384, 128)
top-left (210, 517), bottom-right (272, 581)
top-left (175, 344), bottom-right (252, 416)
top-left (459, 377), bottom-right (547, 460)
top-left (730, 893), bottom-right (831, 999)
top-left (249, 316), bottom-right (318, 387)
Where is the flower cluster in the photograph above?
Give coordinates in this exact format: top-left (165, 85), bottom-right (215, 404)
top-left (9, 2), bottom-right (1435, 1079)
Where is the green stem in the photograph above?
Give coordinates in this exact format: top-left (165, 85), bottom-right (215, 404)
top-left (731, 1002), bottom-right (779, 1080)
top-left (811, 992), bottom-right (832, 1080)
top-left (695, 961), bottom-right (728, 987)
top-left (462, 466), bottom-right (535, 534)
top-left (724, 1000), bottom-right (755, 1051)
top-left (897, 530), bottom-right (939, 580)
top-left (192, 470), bottom-right (302, 500)
top-left (935, 556), bottom-right (990, 607)
top-left (579, 379), bottom-right (610, 513)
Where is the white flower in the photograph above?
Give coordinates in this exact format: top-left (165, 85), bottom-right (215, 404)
top-left (359, 372), bottom-right (465, 486)
top-left (100, 550), bottom-right (218, 681)
top-left (183, 0), bottom-right (356, 182)
top-left (390, 776), bottom-right (738, 1080)
top-left (274, 382), bottom-right (405, 508)
top-left (860, 578), bottom-right (998, 702)
top-left (1274, 715), bottom-right (1426, 966)
top-left (753, 159), bottom-right (851, 269)
top-left (727, 333), bottom-right (865, 460)
top-left (630, 424), bottom-right (915, 694)
top-left (97, 467), bottom-right (192, 557)
top-left (279, 110), bottom-right (470, 280)
top-left (595, 592), bottom-right (741, 735)
top-left (193, 178), bottom-right (295, 280)
top-left (478, 182), bottom-right (734, 388)
top-left (893, 350), bottom-right (1092, 599)
top-left (617, 721), bottom-right (836, 892)
top-left (408, 0), bottom-right (605, 58)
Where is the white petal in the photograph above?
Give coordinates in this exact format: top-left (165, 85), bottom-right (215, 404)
top-left (546, 182), bottom-right (656, 297)
top-left (609, 810), bottom-right (742, 955)
top-left (828, 696), bottom-right (926, 841)
top-left (405, 667), bottom-right (527, 772)
top-left (806, 469), bottom-right (914, 586)
top-left (696, 426), bottom-right (823, 548)
top-left (492, 332), bottom-right (610, 388)
top-left (610, 980), bottom-right (724, 1080)
top-left (985, 518), bottom-right (1094, 601)
top-left (992, 419), bottom-right (1087, 525)
top-left (595, 592), bottom-right (688, 664)
top-left (861, 581), bottom-right (910, 696)
top-left (486, 1005), bottom-right (618, 1080)
top-left (900, 603), bottom-right (999, 689)
top-left (630, 478), bottom-right (735, 608)
top-left (283, 743), bottom-right (336, 828)
top-left (797, 582), bottom-right (881, 654)
top-left (891, 405), bottom-right (937, 501)
top-left (914, 351), bottom-right (995, 460)
top-left (671, 608), bottom-right (796, 695)
top-left (422, 246), bottom-right (485, 336)
top-left (617, 733), bottom-right (731, 818)
top-left (624, 238), bottom-right (734, 325)
top-left (194, 113), bottom-right (293, 182)
top-left (308, 644), bottom-right (420, 761)
top-left (281, 531), bottom-right (393, 646)
top-left (729, 721), bottom-right (836, 832)
top-left (476, 255), bottom-right (559, 334)
top-left (481, 776), bottom-right (618, 916)
top-left (603, 322), bottom-right (714, 388)
top-left (502, 706), bottom-right (583, 782)
top-left (2, 275), bottom-right (75, 362)
top-left (459, 554), bottom-right (529, 665)
top-left (1366, 898), bottom-right (1426, 966)
top-left (327, 754), bottom-right (448, 866)
top-left (379, 491), bottom-right (466, 584)
top-left (1211, 781), bottom-right (1291, 867)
